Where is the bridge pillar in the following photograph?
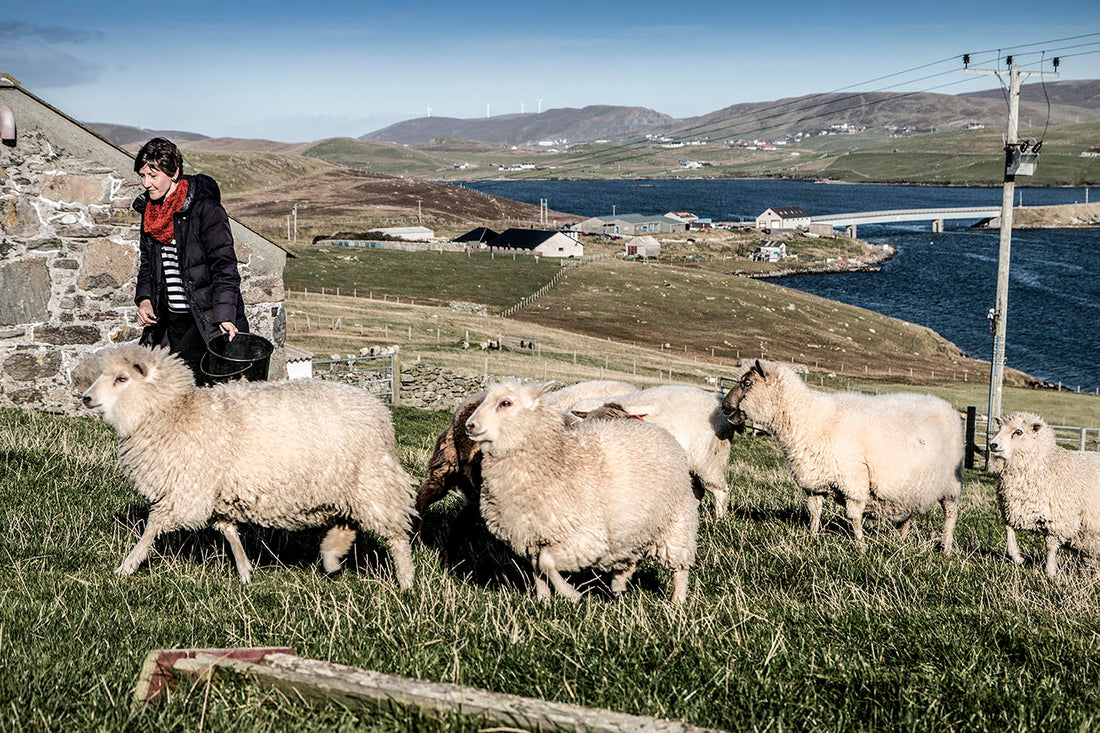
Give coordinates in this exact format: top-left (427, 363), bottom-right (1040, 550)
top-left (845, 224), bottom-right (857, 239)
top-left (931, 219), bottom-right (943, 234)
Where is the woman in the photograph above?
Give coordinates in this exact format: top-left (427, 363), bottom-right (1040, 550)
top-left (132, 137), bottom-right (248, 382)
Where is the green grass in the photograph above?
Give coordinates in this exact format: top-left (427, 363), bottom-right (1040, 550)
top-left (283, 245), bottom-right (567, 309)
top-left (4, 402), bottom-right (1100, 731)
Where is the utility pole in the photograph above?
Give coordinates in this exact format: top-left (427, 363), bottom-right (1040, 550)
top-left (417, 198), bottom-right (422, 224)
top-left (967, 55), bottom-right (1058, 464)
top-left (292, 203), bottom-right (298, 245)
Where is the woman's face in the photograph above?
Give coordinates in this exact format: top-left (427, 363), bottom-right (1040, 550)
top-left (138, 164), bottom-right (178, 202)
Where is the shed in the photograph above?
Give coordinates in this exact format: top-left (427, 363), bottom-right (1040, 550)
top-left (0, 74), bottom-right (289, 415)
top-left (625, 235), bottom-right (661, 259)
top-left (486, 229), bottom-right (583, 258)
top-left (451, 227), bottom-right (499, 245)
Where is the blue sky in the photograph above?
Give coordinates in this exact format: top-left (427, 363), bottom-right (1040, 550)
top-left (3, 1), bottom-right (1098, 141)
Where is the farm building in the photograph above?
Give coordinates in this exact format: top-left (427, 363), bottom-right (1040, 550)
top-left (625, 235), bottom-right (661, 259)
top-left (576, 214), bottom-right (688, 236)
top-left (755, 206), bottom-right (811, 231)
top-left (451, 227), bottom-right (499, 245)
top-left (373, 226), bottom-right (435, 241)
top-left (0, 74), bottom-right (289, 415)
top-left (486, 229), bottom-right (583, 258)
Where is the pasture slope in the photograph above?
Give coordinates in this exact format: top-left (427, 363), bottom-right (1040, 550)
top-left (3, 399), bottom-right (1100, 730)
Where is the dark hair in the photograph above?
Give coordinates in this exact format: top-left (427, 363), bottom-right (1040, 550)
top-left (134, 137), bottom-right (183, 178)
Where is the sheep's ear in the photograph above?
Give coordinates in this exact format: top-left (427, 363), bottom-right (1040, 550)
top-left (522, 382), bottom-right (555, 406)
top-left (131, 360), bottom-right (147, 377)
top-left (752, 360), bottom-right (768, 380)
top-left (991, 416), bottom-right (1002, 429)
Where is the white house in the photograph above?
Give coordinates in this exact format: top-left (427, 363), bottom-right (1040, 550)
top-left (753, 242), bottom-right (788, 262)
top-left (486, 229), bottom-right (583, 258)
top-left (755, 206), bottom-right (811, 231)
top-left (625, 235), bottom-right (661, 259)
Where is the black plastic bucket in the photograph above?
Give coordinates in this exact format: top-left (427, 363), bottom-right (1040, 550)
top-left (201, 332), bottom-right (274, 383)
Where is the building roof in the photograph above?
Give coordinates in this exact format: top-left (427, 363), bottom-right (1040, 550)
top-left (451, 227), bottom-right (500, 243)
top-left (601, 214), bottom-right (684, 225)
top-left (487, 228), bottom-right (565, 250)
top-left (764, 206), bottom-right (811, 219)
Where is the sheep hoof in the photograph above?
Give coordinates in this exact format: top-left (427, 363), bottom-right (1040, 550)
top-left (1010, 555), bottom-right (1025, 566)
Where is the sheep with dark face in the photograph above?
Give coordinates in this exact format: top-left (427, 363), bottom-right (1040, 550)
top-left (565, 385), bottom-right (739, 517)
top-left (82, 344), bottom-right (416, 586)
top-left (465, 381), bottom-right (697, 602)
top-left (990, 411), bottom-right (1100, 576)
top-left (722, 360), bottom-right (963, 552)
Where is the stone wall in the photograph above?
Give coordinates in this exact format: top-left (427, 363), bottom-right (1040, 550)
top-left (398, 361), bottom-right (486, 410)
top-left (0, 80), bottom-right (287, 415)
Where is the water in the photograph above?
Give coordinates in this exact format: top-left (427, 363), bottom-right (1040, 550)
top-left (461, 179), bottom-right (1099, 392)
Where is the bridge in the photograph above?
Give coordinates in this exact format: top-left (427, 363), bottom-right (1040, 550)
top-left (810, 206), bottom-right (1001, 238)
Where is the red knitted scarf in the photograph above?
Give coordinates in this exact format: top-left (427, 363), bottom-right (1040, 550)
top-left (143, 177), bottom-right (189, 244)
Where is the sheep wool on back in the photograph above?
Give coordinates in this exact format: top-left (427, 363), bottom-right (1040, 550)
top-left (466, 381), bottom-right (697, 603)
top-left (990, 411), bottom-right (1100, 576)
top-left (722, 360), bottom-right (963, 552)
top-left (83, 343), bottom-right (417, 587)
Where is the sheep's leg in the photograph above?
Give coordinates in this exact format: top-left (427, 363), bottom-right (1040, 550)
top-left (386, 534), bottom-right (416, 590)
top-left (117, 512), bottom-right (170, 576)
top-left (845, 499), bottom-right (866, 545)
top-left (536, 551), bottom-right (580, 601)
top-left (670, 569), bottom-right (689, 604)
top-left (896, 519), bottom-right (911, 539)
top-left (1043, 535), bottom-right (1061, 577)
top-left (711, 487), bottom-right (729, 519)
top-left (1005, 526), bottom-right (1025, 565)
top-left (807, 494), bottom-right (824, 535)
top-left (533, 572), bottom-right (553, 600)
top-left (213, 520), bottom-right (252, 583)
top-left (940, 497), bottom-right (958, 555)
top-left (610, 562), bottom-right (638, 596)
top-left (320, 523), bottom-right (357, 574)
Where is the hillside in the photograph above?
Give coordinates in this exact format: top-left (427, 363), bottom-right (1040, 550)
top-left (362, 105), bottom-right (675, 145)
top-left (179, 150), bottom-right (579, 243)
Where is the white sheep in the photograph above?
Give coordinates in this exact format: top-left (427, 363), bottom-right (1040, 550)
top-left (82, 343), bottom-right (416, 587)
top-left (565, 385), bottom-right (739, 517)
top-left (465, 381), bottom-right (698, 602)
top-left (415, 380), bottom-right (634, 519)
top-left (989, 411), bottom-right (1100, 576)
top-left (722, 360), bottom-right (963, 552)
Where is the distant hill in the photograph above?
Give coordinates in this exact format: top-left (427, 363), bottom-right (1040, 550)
top-left (361, 105), bottom-right (675, 146)
top-left (85, 122), bottom-right (209, 148)
top-left (672, 84), bottom-right (1100, 142)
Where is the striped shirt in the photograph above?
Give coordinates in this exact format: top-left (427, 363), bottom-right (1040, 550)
top-left (161, 241), bottom-right (189, 313)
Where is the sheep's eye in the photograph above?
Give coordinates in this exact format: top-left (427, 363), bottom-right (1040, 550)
top-left (740, 376), bottom-right (752, 388)
top-left (114, 374), bottom-right (129, 384)
top-left (1012, 429), bottom-right (1022, 437)
top-left (498, 399), bottom-right (512, 410)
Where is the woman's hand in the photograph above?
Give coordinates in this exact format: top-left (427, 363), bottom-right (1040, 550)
top-left (137, 299), bottom-right (158, 326)
top-left (219, 321), bottom-right (239, 340)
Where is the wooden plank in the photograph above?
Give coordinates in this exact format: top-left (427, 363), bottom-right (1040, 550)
top-left (132, 647), bottom-right (297, 704)
top-left (170, 651), bottom-right (724, 733)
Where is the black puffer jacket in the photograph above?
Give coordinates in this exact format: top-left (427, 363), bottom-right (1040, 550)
top-left (133, 173), bottom-right (249, 346)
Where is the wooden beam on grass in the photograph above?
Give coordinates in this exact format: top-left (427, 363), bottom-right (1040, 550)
top-left (165, 650), bottom-right (723, 732)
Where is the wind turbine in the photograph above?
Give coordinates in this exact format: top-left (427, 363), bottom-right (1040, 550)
top-left (426, 105), bottom-right (432, 118)
top-left (486, 102), bottom-right (491, 118)
top-left (521, 100), bottom-right (525, 114)
top-left (537, 98), bottom-right (543, 113)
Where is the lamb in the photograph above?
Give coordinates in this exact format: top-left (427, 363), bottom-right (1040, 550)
top-left (414, 380), bottom-right (634, 520)
top-left (465, 381), bottom-right (698, 602)
top-left (82, 343), bottom-right (416, 587)
top-left (721, 360), bottom-right (963, 552)
top-left (989, 411), bottom-right (1100, 576)
top-left (564, 385), bottom-right (739, 517)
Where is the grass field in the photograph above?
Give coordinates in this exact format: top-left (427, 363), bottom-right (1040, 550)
top-left (4, 398), bottom-right (1100, 731)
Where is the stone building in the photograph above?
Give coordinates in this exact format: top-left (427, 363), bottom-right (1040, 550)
top-left (0, 74), bottom-right (288, 415)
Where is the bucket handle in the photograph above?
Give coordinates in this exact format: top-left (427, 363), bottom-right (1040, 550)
top-left (200, 351), bottom-right (251, 379)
